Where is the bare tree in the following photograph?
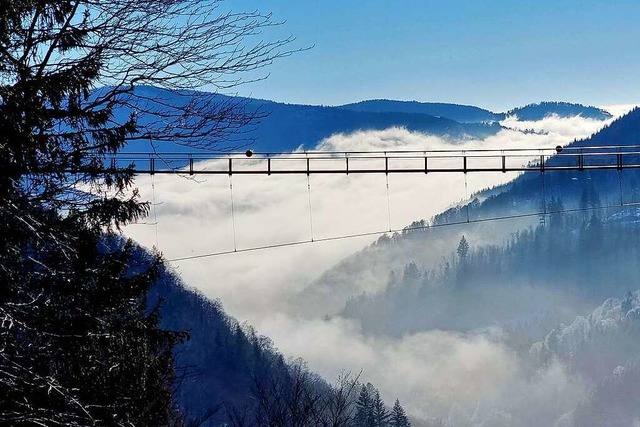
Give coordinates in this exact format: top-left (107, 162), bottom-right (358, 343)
top-left (321, 372), bottom-right (361, 427)
top-left (1, 0), bottom-right (298, 223)
top-left (227, 362), bottom-right (361, 427)
top-left (0, 1), bottom-right (296, 424)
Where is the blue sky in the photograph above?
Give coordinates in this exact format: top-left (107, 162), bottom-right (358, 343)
top-left (228, 0), bottom-right (640, 111)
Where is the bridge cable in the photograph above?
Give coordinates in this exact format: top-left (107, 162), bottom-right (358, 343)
top-left (167, 202), bottom-right (640, 262)
top-left (229, 174), bottom-right (238, 252)
top-left (307, 173), bottom-right (315, 242)
top-left (385, 171), bottom-right (392, 232)
top-left (151, 174), bottom-right (160, 249)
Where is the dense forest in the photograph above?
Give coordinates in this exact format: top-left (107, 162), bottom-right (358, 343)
top-left (147, 246), bottom-right (412, 425)
top-left (343, 209), bottom-right (640, 336)
top-left (506, 101), bottom-right (612, 121)
top-left (339, 100), bottom-right (503, 123)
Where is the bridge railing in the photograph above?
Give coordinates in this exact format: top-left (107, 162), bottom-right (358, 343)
top-left (97, 145), bottom-right (640, 175)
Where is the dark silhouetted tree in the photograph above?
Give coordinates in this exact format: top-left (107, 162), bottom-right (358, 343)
top-left (372, 390), bottom-right (390, 426)
top-left (457, 235), bottom-right (469, 260)
top-left (390, 399), bottom-right (411, 427)
top-left (354, 384), bottom-right (374, 427)
top-left (0, 0), bottom-right (293, 424)
top-left (226, 364), bottom-right (361, 427)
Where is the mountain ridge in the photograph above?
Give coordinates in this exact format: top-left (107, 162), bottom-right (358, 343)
top-left (114, 86), bottom-right (502, 154)
top-left (507, 101), bottom-right (612, 121)
top-left (108, 86), bottom-right (614, 156)
top-left (339, 99), bottom-right (504, 123)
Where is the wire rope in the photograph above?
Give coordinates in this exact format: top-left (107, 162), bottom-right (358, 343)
top-left (167, 202), bottom-right (640, 262)
top-left (229, 174), bottom-right (237, 252)
top-left (307, 173), bottom-right (315, 242)
top-left (151, 174), bottom-right (160, 249)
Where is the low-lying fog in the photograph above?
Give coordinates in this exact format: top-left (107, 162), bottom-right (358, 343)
top-left (125, 109), bottom-right (630, 424)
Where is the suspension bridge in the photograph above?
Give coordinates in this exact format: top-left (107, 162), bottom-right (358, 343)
top-left (109, 144), bottom-right (640, 176)
top-left (112, 144), bottom-right (640, 261)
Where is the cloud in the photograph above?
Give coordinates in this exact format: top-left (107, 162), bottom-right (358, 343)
top-left (599, 104), bottom-right (639, 118)
top-left (125, 117), bottom-right (608, 317)
top-left (258, 314), bottom-right (586, 425)
top-left (124, 115), bottom-right (609, 422)
top-left (500, 114), bottom-right (609, 139)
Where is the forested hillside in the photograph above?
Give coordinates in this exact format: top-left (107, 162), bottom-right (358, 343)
top-left (321, 107), bottom-right (640, 426)
top-left (150, 257), bottom-right (292, 424)
top-left (133, 243), bottom-right (412, 426)
top-left (507, 101), bottom-right (612, 120)
top-left (115, 86), bottom-right (503, 155)
top-left (298, 107), bottom-right (640, 318)
top-left (533, 292), bottom-right (640, 427)
top-left (339, 99), bottom-right (504, 123)
top-left (342, 211), bottom-right (640, 337)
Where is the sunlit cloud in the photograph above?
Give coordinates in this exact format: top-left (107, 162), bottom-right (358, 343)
top-left (599, 104), bottom-right (639, 118)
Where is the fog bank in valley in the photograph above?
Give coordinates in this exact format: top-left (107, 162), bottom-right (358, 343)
top-left (125, 111), bottom-right (627, 424)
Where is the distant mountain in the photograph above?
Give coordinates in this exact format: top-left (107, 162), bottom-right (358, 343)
top-left (339, 99), bottom-right (613, 124)
top-left (110, 87), bottom-right (615, 157)
top-left (236, 98), bottom-right (502, 151)
top-left (339, 99), bottom-right (504, 123)
top-left (506, 101), bottom-right (612, 121)
top-left (112, 86), bottom-right (503, 155)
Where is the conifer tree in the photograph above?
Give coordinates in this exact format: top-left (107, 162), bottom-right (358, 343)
top-left (622, 291), bottom-right (634, 316)
top-left (0, 0), bottom-right (292, 424)
top-left (372, 390), bottom-right (390, 426)
top-left (457, 235), bottom-right (469, 260)
top-left (354, 384), bottom-right (374, 427)
top-left (390, 399), bottom-right (411, 427)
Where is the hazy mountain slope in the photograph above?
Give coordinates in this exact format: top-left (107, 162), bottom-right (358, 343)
top-left (296, 108), bottom-right (639, 319)
top-left (531, 292), bottom-right (640, 427)
top-left (295, 220), bottom-right (528, 318)
top-left (436, 108), bottom-right (640, 226)
top-left (570, 106), bottom-right (640, 148)
top-left (507, 101), bottom-right (612, 121)
top-left (143, 252), bottom-right (292, 424)
top-left (339, 99), bottom-right (504, 123)
top-left (341, 213), bottom-right (640, 337)
top-left (143, 248), bottom-right (404, 426)
top-left (240, 99), bottom-right (502, 151)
